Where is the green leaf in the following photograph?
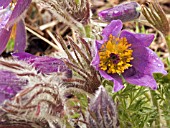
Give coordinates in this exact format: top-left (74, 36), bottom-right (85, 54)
top-left (6, 38), bottom-right (15, 52)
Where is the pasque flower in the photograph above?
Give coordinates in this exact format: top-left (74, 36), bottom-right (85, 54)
top-left (0, 0), bottom-right (31, 54)
top-left (0, 52), bottom-right (72, 104)
top-left (92, 20), bottom-right (167, 92)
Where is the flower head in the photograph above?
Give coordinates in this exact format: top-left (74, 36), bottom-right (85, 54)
top-left (0, 0), bottom-right (31, 54)
top-left (92, 20), bottom-right (167, 92)
top-left (0, 52), bottom-right (72, 105)
top-left (98, 2), bottom-right (141, 22)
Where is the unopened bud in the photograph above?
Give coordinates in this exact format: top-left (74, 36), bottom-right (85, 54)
top-left (88, 86), bottom-right (119, 128)
top-left (98, 2), bottom-right (141, 22)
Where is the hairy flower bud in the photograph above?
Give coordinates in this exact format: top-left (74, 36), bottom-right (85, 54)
top-left (98, 2), bottom-right (141, 22)
top-left (0, 57), bottom-right (67, 127)
top-left (88, 86), bottom-right (119, 128)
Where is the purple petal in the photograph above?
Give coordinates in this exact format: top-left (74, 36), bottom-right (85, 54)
top-left (91, 41), bottom-right (101, 70)
top-left (0, 71), bottom-right (26, 89)
top-left (123, 68), bottom-right (157, 90)
top-left (14, 20), bottom-right (26, 52)
top-left (0, 93), bottom-right (6, 104)
top-left (0, 28), bottom-right (12, 54)
top-left (120, 30), bottom-right (155, 48)
top-left (0, 0), bottom-right (12, 8)
top-left (0, 70), bottom-right (27, 104)
top-left (13, 52), bottom-right (72, 77)
top-left (30, 57), bottom-right (66, 74)
top-left (12, 52), bottom-right (36, 60)
top-left (102, 20), bottom-right (122, 41)
top-left (0, 7), bottom-right (12, 29)
top-left (31, 57), bottom-right (72, 77)
top-left (99, 70), bottom-right (124, 92)
top-left (6, 0), bottom-right (31, 29)
top-left (91, 53), bottom-right (100, 70)
top-left (95, 40), bottom-right (104, 50)
top-left (112, 75), bottom-right (124, 92)
top-left (132, 47), bottom-right (167, 75)
top-left (99, 70), bottom-right (113, 80)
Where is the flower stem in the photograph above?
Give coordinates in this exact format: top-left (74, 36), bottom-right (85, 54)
top-left (165, 34), bottom-right (170, 59)
top-left (150, 90), bottom-right (160, 128)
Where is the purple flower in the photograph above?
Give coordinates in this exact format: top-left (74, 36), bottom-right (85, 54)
top-left (0, 70), bottom-right (27, 104)
top-left (91, 20), bottom-right (167, 92)
top-left (12, 52), bottom-right (72, 78)
top-left (98, 2), bottom-right (141, 22)
top-left (0, 0), bottom-right (32, 54)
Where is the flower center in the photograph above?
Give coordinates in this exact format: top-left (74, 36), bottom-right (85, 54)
top-left (109, 53), bottom-right (120, 64)
top-left (99, 35), bottom-right (133, 74)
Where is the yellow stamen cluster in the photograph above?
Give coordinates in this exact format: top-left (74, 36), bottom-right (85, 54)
top-left (99, 35), bottom-right (133, 74)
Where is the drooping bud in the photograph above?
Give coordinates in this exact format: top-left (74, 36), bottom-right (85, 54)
top-left (88, 86), bottom-right (119, 128)
top-left (98, 2), bottom-right (141, 22)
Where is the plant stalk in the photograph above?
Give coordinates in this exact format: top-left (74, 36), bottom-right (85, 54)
top-left (150, 90), bottom-right (160, 128)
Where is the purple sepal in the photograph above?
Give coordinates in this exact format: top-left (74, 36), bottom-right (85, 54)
top-left (14, 19), bottom-right (26, 52)
top-left (12, 52), bottom-right (36, 60)
top-left (12, 52), bottom-right (72, 78)
top-left (102, 20), bottom-right (122, 41)
top-left (131, 47), bottom-right (167, 75)
top-left (0, 6), bottom-right (12, 54)
top-left (5, 0), bottom-right (32, 29)
top-left (0, 70), bottom-right (27, 104)
top-left (99, 70), bottom-right (124, 92)
top-left (0, 0), bottom-right (12, 8)
top-left (0, 0), bottom-right (31, 54)
top-left (0, 28), bottom-right (12, 54)
top-left (0, 6), bottom-right (12, 29)
top-left (120, 30), bottom-right (155, 48)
